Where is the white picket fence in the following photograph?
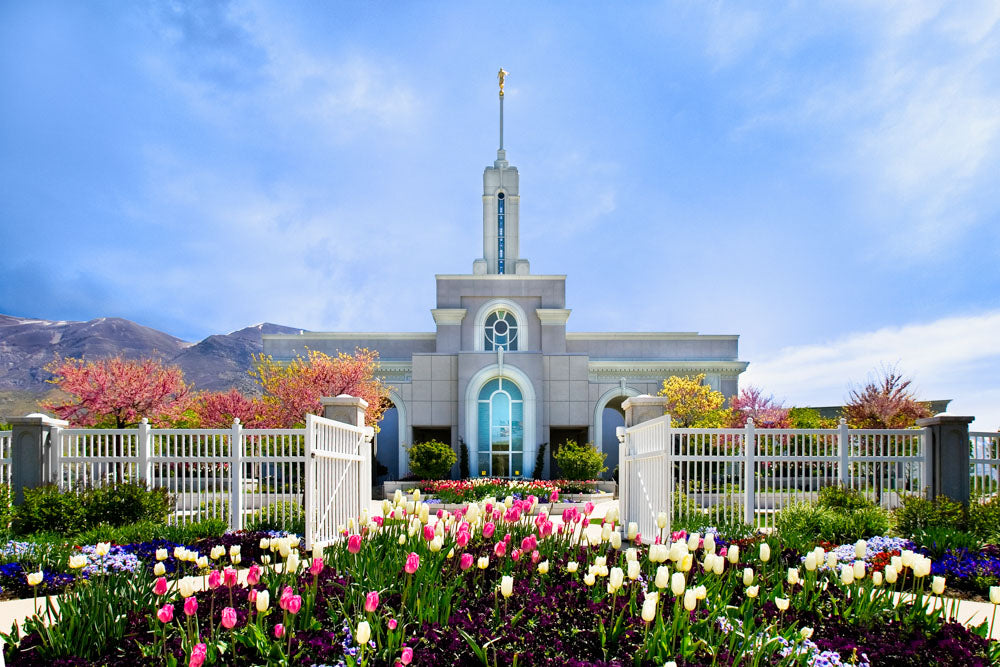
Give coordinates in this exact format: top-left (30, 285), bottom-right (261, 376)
top-left (619, 417), bottom-right (929, 542)
top-left (19, 415), bottom-right (374, 547)
top-left (0, 430), bottom-right (10, 485)
top-left (970, 431), bottom-right (1000, 498)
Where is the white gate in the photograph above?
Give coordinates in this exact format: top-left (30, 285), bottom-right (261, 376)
top-left (618, 415), bottom-right (673, 544)
top-left (304, 414), bottom-right (374, 551)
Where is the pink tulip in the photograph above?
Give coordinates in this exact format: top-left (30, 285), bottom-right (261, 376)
top-left (280, 586), bottom-right (294, 610)
top-left (456, 531), bottom-right (470, 548)
top-left (153, 577), bottom-right (168, 596)
top-left (184, 596), bottom-right (198, 616)
top-left (511, 548), bottom-right (522, 562)
top-left (404, 552), bottom-right (420, 574)
top-left (436, 509), bottom-right (444, 519)
top-left (208, 570), bottom-right (222, 589)
top-left (388, 617), bottom-right (398, 630)
top-left (221, 606), bottom-right (237, 629)
top-left (365, 590), bottom-right (380, 612)
top-left (584, 501), bottom-right (595, 516)
top-left (189, 643), bottom-right (207, 667)
top-left (223, 567), bottom-right (237, 588)
top-left (373, 516), bottom-right (384, 527)
top-left (521, 535), bottom-right (537, 552)
top-left (485, 502), bottom-right (493, 514)
top-left (459, 521), bottom-right (470, 533)
top-left (549, 491), bottom-right (559, 503)
top-left (719, 547), bottom-right (728, 558)
top-left (494, 541), bottom-right (506, 558)
top-left (247, 564), bottom-right (261, 586)
top-left (422, 525), bottom-right (435, 541)
top-left (348, 534), bottom-right (362, 554)
top-left (400, 646), bottom-right (414, 665)
top-left (531, 550), bottom-right (540, 564)
top-left (286, 595), bottom-right (302, 615)
top-left (460, 553), bottom-right (474, 570)
top-left (482, 522), bottom-right (496, 538)
top-left (157, 603), bottom-right (174, 623)
top-left (634, 533), bottom-right (642, 545)
top-left (561, 508), bottom-right (572, 523)
top-left (248, 589), bottom-right (257, 603)
top-left (504, 533), bottom-right (512, 544)
top-left (310, 557), bottom-right (324, 576)
top-left (274, 623), bottom-right (285, 638)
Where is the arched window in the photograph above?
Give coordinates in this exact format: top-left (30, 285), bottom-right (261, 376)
top-left (476, 378), bottom-right (524, 477)
top-left (484, 310), bottom-right (519, 351)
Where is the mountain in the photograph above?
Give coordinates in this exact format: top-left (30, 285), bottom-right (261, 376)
top-left (172, 323), bottom-right (302, 394)
top-left (0, 314), bottom-right (303, 404)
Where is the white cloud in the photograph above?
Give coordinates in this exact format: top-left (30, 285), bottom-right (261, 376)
top-left (742, 310), bottom-right (1000, 431)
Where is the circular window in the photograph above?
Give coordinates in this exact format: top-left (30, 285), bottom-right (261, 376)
top-left (484, 310), bottom-right (518, 351)
top-left (497, 192), bottom-right (505, 200)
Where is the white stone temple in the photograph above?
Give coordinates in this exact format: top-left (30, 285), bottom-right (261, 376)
top-left (263, 71), bottom-right (748, 480)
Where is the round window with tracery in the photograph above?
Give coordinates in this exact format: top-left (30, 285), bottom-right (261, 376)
top-left (484, 310), bottom-right (518, 351)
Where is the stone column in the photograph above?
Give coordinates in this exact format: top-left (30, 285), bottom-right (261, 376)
top-left (916, 414), bottom-right (974, 504)
top-left (622, 395), bottom-right (669, 428)
top-left (6, 414), bottom-right (68, 505)
top-left (321, 395), bottom-right (369, 429)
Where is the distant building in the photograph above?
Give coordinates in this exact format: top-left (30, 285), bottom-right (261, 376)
top-left (263, 79), bottom-right (748, 479)
top-left (807, 400), bottom-right (952, 420)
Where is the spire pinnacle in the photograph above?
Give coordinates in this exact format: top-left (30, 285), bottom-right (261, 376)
top-left (497, 67), bottom-right (508, 154)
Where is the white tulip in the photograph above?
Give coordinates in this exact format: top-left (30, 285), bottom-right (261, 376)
top-left (655, 565), bottom-right (669, 589)
top-left (609, 567), bottom-right (625, 589)
top-left (156, 548), bottom-right (169, 561)
top-left (775, 597), bottom-right (789, 612)
top-left (609, 531), bottom-right (622, 549)
top-left (179, 576), bottom-right (196, 598)
top-left (95, 542), bottom-right (110, 557)
top-left (743, 568), bottom-right (754, 587)
top-left (628, 560), bottom-right (641, 580)
top-left (759, 543), bottom-right (770, 563)
top-left (840, 565), bottom-right (855, 586)
top-left (787, 568), bottom-right (799, 586)
top-left (500, 575), bottom-right (514, 598)
top-left (854, 540), bottom-right (867, 560)
top-left (990, 586), bottom-right (1000, 605)
top-left (656, 512), bottom-right (668, 529)
top-left (704, 533), bottom-right (716, 554)
top-left (627, 522), bottom-right (638, 540)
top-left (804, 552), bottom-right (817, 572)
top-left (538, 560), bottom-right (549, 574)
top-left (932, 576), bottom-right (945, 595)
top-left (671, 571), bottom-right (685, 596)
top-left (853, 560), bottom-right (866, 581)
top-left (885, 566), bottom-right (898, 584)
top-left (687, 533), bottom-right (701, 551)
top-left (727, 545), bottom-right (739, 564)
top-left (641, 597), bottom-right (657, 623)
top-left (584, 573), bottom-right (596, 587)
top-left (683, 588), bottom-right (697, 611)
top-left (477, 556), bottom-right (489, 570)
top-left (356, 620), bottom-right (371, 645)
top-left (566, 561), bottom-right (578, 573)
top-left (625, 548), bottom-right (638, 562)
top-left (871, 571), bottom-right (883, 586)
top-left (746, 585), bottom-right (759, 598)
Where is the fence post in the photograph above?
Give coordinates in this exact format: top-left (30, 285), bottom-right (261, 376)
top-left (137, 418), bottom-right (151, 485)
top-left (744, 418), bottom-right (756, 526)
top-left (616, 425), bottom-right (627, 537)
top-left (6, 414), bottom-right (67, 504)
top-left (231, 418), bottom-right (244, 531)
top-left (838, 418), bottom-right (850, 489)
top-left (915, 414), bottom-right (974, 504)
top-left (621, 395), bottom-right (670, 539)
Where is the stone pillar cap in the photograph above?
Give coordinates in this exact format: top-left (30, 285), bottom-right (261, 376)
top-left (320, 395), bottom-right (369, 408)
top-left (916, 414), bottom-right (974, 426)
top-left (6, 414), bottom-right (69, 427)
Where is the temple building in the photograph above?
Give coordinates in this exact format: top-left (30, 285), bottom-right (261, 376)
top-left (263, 71), bottom-right (748, 480)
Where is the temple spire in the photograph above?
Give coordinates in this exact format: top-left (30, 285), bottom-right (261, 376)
top-left (497, 67), bottom-right (508, 158)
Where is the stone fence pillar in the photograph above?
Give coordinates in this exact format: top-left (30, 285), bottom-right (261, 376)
top-left (622, 395), bottom-right (669, 428)
top-left (321, 395), bottom-right (369, 430)
top-left (916, 414), bottom-right (974, 504)
top-left (6, 414), bottom-right (68, 505)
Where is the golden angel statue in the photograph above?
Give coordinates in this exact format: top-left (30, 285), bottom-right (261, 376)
top-left (498, 68), bottom-right (508, 96)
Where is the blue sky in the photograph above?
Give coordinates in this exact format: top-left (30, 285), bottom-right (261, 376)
top-left (2, 1), bottom-right (999, 428)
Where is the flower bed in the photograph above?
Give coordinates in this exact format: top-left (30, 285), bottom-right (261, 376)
top-left (2, 496), bottom-right (998, 666)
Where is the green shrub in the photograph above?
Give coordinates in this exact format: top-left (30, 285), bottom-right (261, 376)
top-left (532, 441), bottom-right (547, 479)
top-left (459, 438), bottom-right (471, 479)
top-left (407, 440), bottom-right (457, 480)
top-left (82, 482), bottom-right (172, 527)
top-left (0, 483), bottom-right (14, 535)
top-left (776, 501), bottom-right (890, 552)
top-left (13, 485), bottom-right (86, 536)
top-left (553, 439), bottom-right (607, 481)
top-left (246, 501), bottom-right (305, 534)
top-left (968, 495), bottom-right (1000, 543)
top-left (817, 485), bottom-right (876, 512)
top-left (910, 526), bottom-right (982, 560)
top-left (165, 517), bottom-right (228, 542)
top-left (892, 494), bottom-right (967, 537)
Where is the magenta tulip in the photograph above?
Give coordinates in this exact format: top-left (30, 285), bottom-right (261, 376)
top-left (401, 646), bottom-right (414, 665)
top-left (286, 595), bottom-right (302, 614)
top-left (310, 557), bottom-right (324, 576)
top-left (221, 606), bottom-right (237, 629)
top-left (184, 596), bottom-right (198, 616)
top-left (208, 570), bottom-right (222, 589)
top-left (153, 577), bottom-right (168, 596)
top-left (223, 567), bottom-right (237, 588)
top-left (348, 534), bottom-right (362, 554)
top-left (246, 564), bottom-right (261, 586)
top-left (460, 553), bottom-right (474, 570)
top-left (365, 590), bottom-right (380, 612)
top-left (274, 623), bottom-right (285, 638)
top-left (482, 522), bottom-right (496, 538)
top-left (189, 643), bottom-right (207, 667)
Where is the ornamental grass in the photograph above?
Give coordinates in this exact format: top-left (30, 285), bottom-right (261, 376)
top-left (1, 492), bottom-right (998, 666)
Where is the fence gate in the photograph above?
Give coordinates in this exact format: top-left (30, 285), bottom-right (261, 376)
top-left (618, 414), bottom-right (673, 545)
top-left (304, 414), bottom-right (374, 551)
